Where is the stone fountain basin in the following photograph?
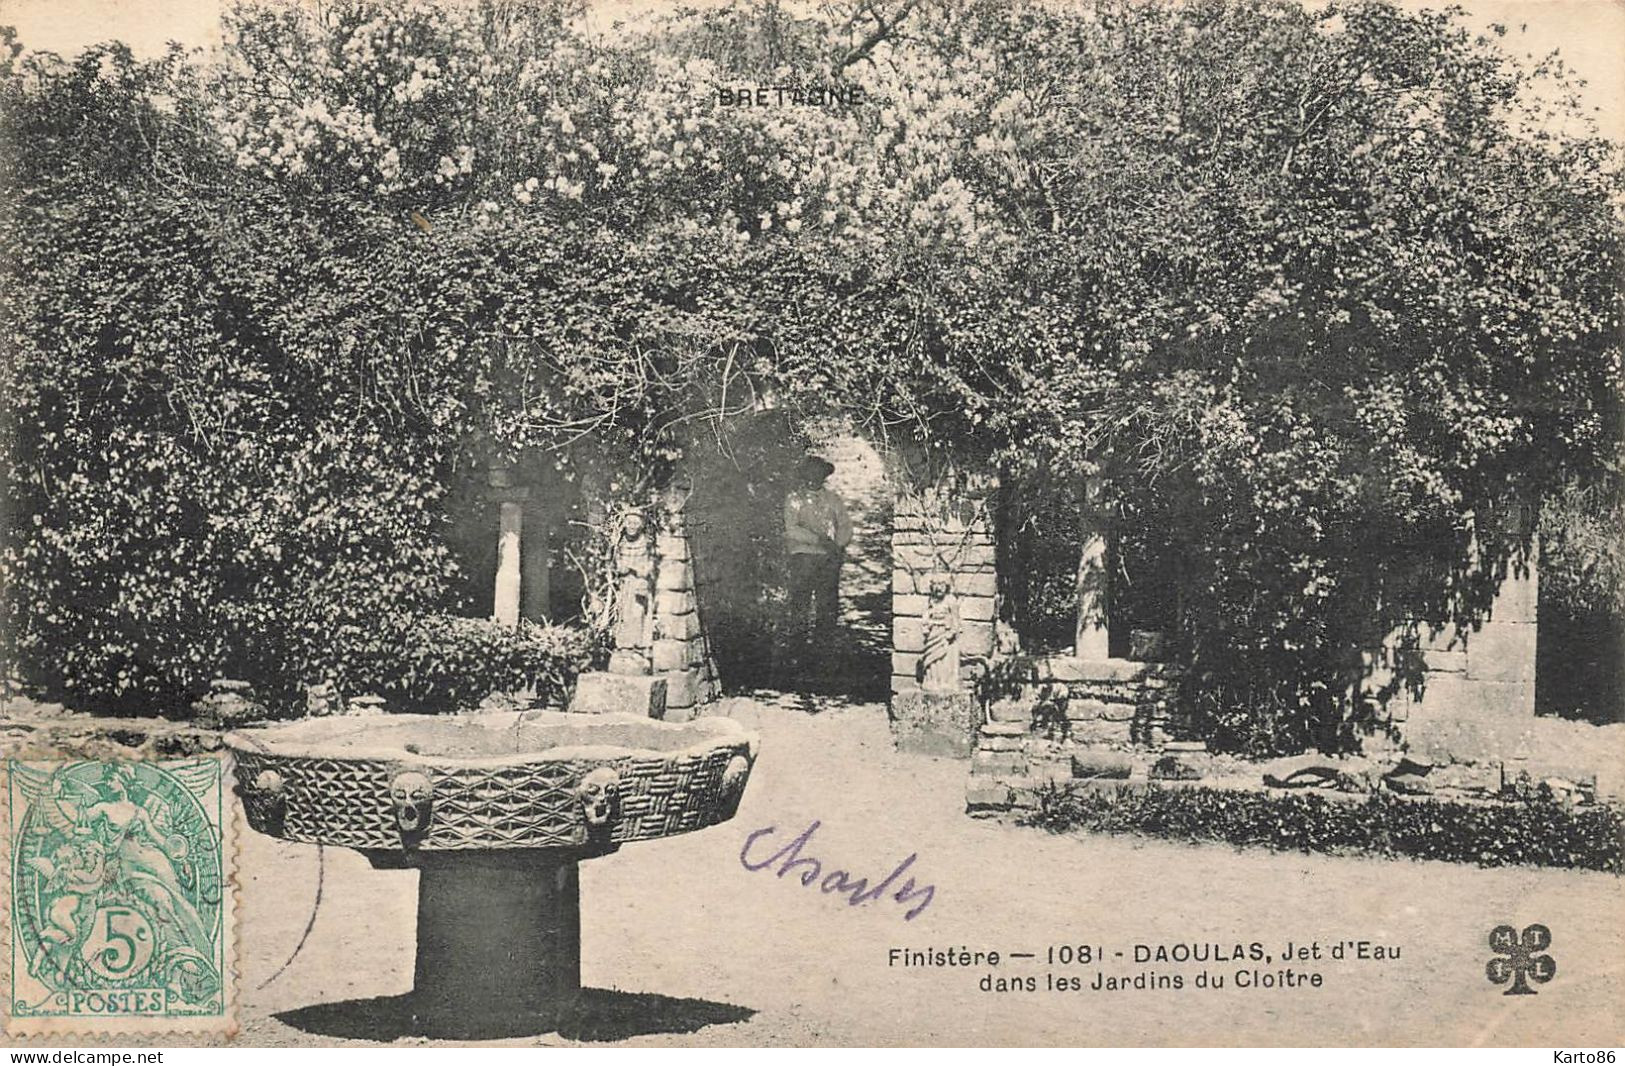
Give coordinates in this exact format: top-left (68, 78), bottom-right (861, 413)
top-left (226, 710), bottom-right (757, 855)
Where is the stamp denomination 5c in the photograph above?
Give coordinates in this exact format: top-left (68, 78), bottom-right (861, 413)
top-left (5, 757), bottom-right (236, 1037)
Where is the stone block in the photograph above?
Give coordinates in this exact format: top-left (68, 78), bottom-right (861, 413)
top-left (966, 784), bottom-right (1013, 810)
top-left (1071, 719), bottom-right (1131, 745)
top-left (655, 562), bottom-right (694, 592)
top-left (960, 621), bottom-right (994, 657)
top-left (960, 595), bottom-right (996, 622)
top-left (614, 647), bottom-right (660, 673)
top-left (988, 698), bottom-right (1031, 724)
top-left (569, 672), bottom-right (667, 718)
top-left (1044, 657), bottom-right (1149, 683)
top-left (972, 750), bottom-right (1026, 775)
top-left (655, 533), bottom-right (690, 562)
top-left (1411, 623), bottom-right (1466, 654)
top-left (1066, 699), bottom-right (1106, 721)
top-left (1007, 786), bottom-right (1040, 810)
top-left (891, 674), bottom-right (920, 695)
top-left (1416, 675), bottom-right (1534, 719)
top-left (655, 589), bottom-right (695, 618)
top-left (955, 543), bottom-right (997, 566)
top-left (892, 651), bottom-right (921, 682)
top-left (893, 544), bottom-right (941, 569)
top-left (891, 690), bottom-right (976, 757)
top-left (893, 617), bottom-right (925, 653)
top-left (656, 611), bottom-right (703, 641)
top-left (894, 594), bottom-right (927, 618)
top-left (954, 573), bottom-right (998, 598)
top-left (1421, 648), bottom-right (1468, 674)
top-left (1066, 750), bottom-right (1131, 783)
top-left (981, 721), bottom-right (1027, 736)
top-left (663, 667), bottom-right (704, 710)
top-left (1489, 566), bottom-right (1538, 624)
top-left (1466, 622), bottom-right (1537, 683)
top-left (1099, 701), bottom-right (1137, 723)
top-left (650, 638), bottom-right (689, 672)
top-left (980, 734), bottom-right (1023, 752)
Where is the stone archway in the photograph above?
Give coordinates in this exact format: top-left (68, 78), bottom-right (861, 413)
top-left (677, 413), bottom-right (893, 702)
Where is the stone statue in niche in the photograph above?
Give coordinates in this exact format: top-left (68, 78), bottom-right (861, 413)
top-left (609, 510), bottom-right (656, 674)
top-left (918, 576), bottom-right (962, 694)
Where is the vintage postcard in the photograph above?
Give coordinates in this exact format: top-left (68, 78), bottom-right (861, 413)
top-left (0, 0), bottom-right (1621, 1050)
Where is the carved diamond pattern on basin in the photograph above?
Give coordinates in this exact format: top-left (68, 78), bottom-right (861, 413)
top-left (279, 757), bottom-right (400, 849)
top-left (426, 762), bottom-right (585, 849)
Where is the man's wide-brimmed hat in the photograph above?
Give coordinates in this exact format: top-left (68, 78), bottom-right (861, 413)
top-left (798, 455), bottom-right (835, 481)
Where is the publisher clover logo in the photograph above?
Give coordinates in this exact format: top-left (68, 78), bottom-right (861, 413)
top-left (1486, 924), bottom-right (1555, 995)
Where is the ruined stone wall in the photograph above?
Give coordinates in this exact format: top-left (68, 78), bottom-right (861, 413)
top-left (1381, 555), bottom-right (1538, 761)
top-left (968, 656), bottom-right (1182, 815)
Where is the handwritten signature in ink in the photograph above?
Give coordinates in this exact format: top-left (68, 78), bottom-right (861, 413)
top-left (739, 820), bottom-right (935, 921)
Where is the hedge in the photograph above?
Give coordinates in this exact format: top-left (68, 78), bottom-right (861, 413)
top-left (381, 615), bottom-right (599, 715)
top-left (1023, 782), bottom-right (1625, 872)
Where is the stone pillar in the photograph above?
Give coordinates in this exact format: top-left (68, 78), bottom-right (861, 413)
top-left (648, 491), bottom-right (722, 719)
top-left (493, 500), bottom-right (524, 627)
top-left (570, 488), bottom-right (720, 720)
top-left (521, 497), bottom-right (551, 622)
top-left (1074, 477), bottom-right (1110, 661)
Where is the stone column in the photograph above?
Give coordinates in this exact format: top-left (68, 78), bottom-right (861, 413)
top-left (521, 497), bottom-right (551, 623)
top-left (488, 467), bottom-right (532, 629)
top-left (1074, 477), bottom-right (1110, 660)
top-left (493, 499), bottom-right (524, 628)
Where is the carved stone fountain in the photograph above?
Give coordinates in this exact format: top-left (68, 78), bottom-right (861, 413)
top-left (227, 710), bottom-right (757, 1036)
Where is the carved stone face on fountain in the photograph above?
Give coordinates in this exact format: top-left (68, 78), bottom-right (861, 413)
top-left (390, 770), bottom-right (434, 835)
top-left (577, 767), bottom-right (621, 829)
top-left (720, 755), bottom-right (750, 814)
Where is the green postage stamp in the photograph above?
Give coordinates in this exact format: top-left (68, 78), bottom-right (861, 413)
top-left (5, 757), bottom-right (236, 1037)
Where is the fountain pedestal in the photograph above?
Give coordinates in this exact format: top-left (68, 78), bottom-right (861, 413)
top-left (408, 852), bottom-right (582, 1034)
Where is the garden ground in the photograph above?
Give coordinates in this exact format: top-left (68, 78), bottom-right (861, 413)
top-left (233, 691), bottom-right (1625, 1048)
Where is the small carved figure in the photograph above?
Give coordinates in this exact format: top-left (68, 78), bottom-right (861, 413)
top-left (919, 576), bottom-right (962, 694)
top-left (389, 770), bottom-right (433, 835)
top-left (610, 511), bottom-right (656, 672)
top-left (578, 767), bottom-right (621, 829)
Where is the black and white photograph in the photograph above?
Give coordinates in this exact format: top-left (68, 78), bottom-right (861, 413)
top-left (0, 0), bottom-right (1621, 1050)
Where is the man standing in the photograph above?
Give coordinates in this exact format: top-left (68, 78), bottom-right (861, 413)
top-left (782, 455), bottom-right (852, 664)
